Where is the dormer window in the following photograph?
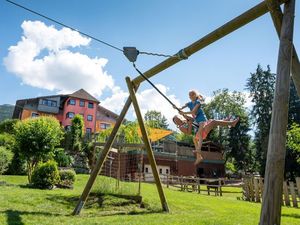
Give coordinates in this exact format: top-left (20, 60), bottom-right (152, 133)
top-left (41, 99), bottom-right (57, 107)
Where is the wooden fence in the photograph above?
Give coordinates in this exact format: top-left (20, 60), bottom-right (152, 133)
top-left (242, 176), bottom-right (300, 208)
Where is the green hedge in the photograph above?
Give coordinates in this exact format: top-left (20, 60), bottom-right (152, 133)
top-left (31, 161), bottom-right (60, 189)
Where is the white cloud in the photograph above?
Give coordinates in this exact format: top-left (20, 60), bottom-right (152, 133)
top-left (243, 91), bottom-right (254, 109)
top-left (101, 84), bottom-right (181, 130)
top-left (101, 86), bottom-right (129, 113)
top-left (4, 20), bottom-right (183, 130)
top-left (3, 20), bottom-right (113, 97)
top-left (135, 84), bottom-right (180, 130)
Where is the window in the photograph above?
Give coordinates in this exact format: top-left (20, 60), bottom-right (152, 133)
top-left (166, 169), bottom-right (169, 174)
top-left (41, 99), bottom-right (57, 107)
top-left (145, 167), bottom-right (149, 173)
top-left (42, 99), bottom-right (48, 105)
top-left (80, 100), bottom-right (85, 107)
top-left (51, 101), bottom-right (57, 107)
top-left (100, 123), bottom-right (111, 129)
top-left (31, 112), bottom-right (39, 118)
top-left (88, 102), bottom-right (94, 108)
top-left (68, 99), bottom-right (76, 105)
top-left (159, 168), bottom-right (162, 174)
top-left (87, 115), bottom-right (93, 121)
top-left (66, 112), bottom-right (75, 118)
top-left (86, 128), bottom-right (92, 134)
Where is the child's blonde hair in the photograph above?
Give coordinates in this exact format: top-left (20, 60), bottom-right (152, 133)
top-left (189, 90), bottom-right (204, 101)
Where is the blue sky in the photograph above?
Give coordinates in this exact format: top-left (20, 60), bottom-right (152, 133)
top-left (0, 0), bottom-right (299, 126)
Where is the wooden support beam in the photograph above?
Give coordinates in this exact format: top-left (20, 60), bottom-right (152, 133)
top-left (132, 0), bottom-right (288, 87)
top-left (259, 1), bottom-right (295, 225)
top-left (265, 0), bottom-right (300, 97)
top-left (73, 95), bottom-right (134, 215)
top-left (126, 76), bottom-right (169, 212)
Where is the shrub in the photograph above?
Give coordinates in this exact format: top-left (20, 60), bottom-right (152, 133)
top-left (0, 133), bottom-right (16, 150)
top-left (0, 119), bottom-right (18, 134)
top-left (31, 161), bottom-right (60, 189)
top-left (58, 169), bottom-right (76, 188)
top-left (6, 151), bottom-right (27, 175)
top-left (0, 146), bottom-right (14, 174)
top-left (53, 148), bottom-right (73, 167)
top-left (14, 116), bottom-right (64, 182)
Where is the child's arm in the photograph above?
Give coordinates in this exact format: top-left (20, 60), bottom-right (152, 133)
top-left (179, 103), bottom-right (188, 110)
top-left (180, 102), bottom-right (200, 116)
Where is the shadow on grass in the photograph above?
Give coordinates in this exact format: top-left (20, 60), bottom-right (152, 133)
top-left (2, 210), bottom-right (62, 225)
top-left (282, 213), bottom-right (300, 219)
top-left (46, 192), bottom-right (162, 216)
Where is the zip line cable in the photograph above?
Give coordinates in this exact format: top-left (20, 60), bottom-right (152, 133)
top-left (132, 62), bottom-right (198, 126)
top-left (7, 0), bottom-right (186, 114)
top-left (6, 0), bottom-right (123, 52)
top-left (6, 0), bottom-right (175, 59)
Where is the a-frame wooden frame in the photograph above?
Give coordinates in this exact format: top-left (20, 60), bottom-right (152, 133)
top-left (73, 1), bottom-right (298, 224)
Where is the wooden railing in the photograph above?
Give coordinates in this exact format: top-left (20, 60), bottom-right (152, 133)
top-left (162, 175), bottom-right (227, 196)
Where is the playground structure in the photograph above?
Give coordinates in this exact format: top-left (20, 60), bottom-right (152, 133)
top-left (3, 0), bottom-right (299, 223)
top-left (68, 1), bottom-right (299, 224)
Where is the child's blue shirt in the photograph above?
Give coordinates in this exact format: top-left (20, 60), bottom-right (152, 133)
top-left (187, 99), bottom-right (207, 123)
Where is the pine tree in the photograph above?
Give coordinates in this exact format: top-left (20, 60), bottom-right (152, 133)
top-left (285, 80), bottom-right (300, 179)
top-left (144, 110), bottom-right (169, 129)
top-left (245, 64), bottom-right (276, 176)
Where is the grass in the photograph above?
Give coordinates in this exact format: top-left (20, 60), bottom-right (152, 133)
top-left (0, 175), bottom-right (299, 225)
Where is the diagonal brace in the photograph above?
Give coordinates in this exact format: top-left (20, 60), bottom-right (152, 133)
top-left (126, 76), bottom-right (169, 212)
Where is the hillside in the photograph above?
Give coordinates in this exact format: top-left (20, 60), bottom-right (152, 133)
top-left (0, 104), bottom-right (14, 121)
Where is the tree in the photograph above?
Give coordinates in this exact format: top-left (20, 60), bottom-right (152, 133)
top-left (204, 89), bottom-right (251, 171)
top-left (14, 117), bottom-right (63, 182)
top-left (70, 115), bottom-right (84, 152)
top-left (144, 110), bottom-right (169, 129)
top-left (285, 80), bottom-right (300, 180)
top-left (288, 80), bottom-right (300, 125)
top-left (286, 123), bottom-right (300, 179)
top-left (98, 121), bottom-right (145, 144)
top-left (245, 65), bottom-right (276, 175)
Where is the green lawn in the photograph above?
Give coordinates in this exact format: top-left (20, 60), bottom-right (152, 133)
top-left (0, 175), bottom-right (299, 225)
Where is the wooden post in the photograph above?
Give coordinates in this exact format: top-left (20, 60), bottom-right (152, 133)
top-left (180, 176), bottom-right (183, 191)
top-left (259, 178), bottom-right (264, 201)
top-left (289, 182), bottom-right (298, 208)
top-left (296, 177), bottom-right (300, 197)
top-left (249, 177), bottom-right (254, 202)
top-left (125, 77), bottom-right (169, 212)
top-left (265, 0), bottom-right (300, 97)
top-left (73, 96), bottom-right (134, 215)
top-left (254, 178), bottom-right (260, 202)
top-left (243, 178), bottom-right (250, 201)
top-left (219, 179), bottom-right (223, 196)
top-left (259, 1), bottom-right (295, 224)
top-left (116, 147), bottom-right (121, 189)
top-left (166, 174), bottom-right (169, 188)
top-left (283, 181), bottom-right (290, 206)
